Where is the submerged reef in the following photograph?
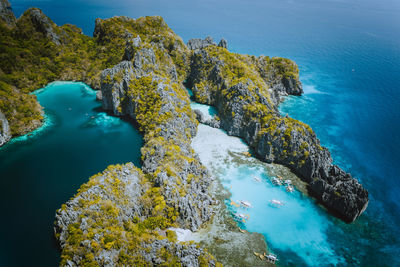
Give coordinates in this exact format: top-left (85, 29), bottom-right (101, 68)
top-left (0, 0), bottom-right (368, 265)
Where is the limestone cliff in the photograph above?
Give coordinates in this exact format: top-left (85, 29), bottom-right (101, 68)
top-left (0, 0), bottom-right (15, 27)
top-left (0, 110), bottom-right (11, 146)
top-left (187, 41), bottom-right (368, 222)
top-left (54, 16), bottom-right (221, 266)
top-left (55, 164), bottom-right (217, 266)
top-left (1, 1), bottom-right (370, 265)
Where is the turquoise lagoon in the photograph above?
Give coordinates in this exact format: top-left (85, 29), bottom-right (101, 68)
top-left (7, 0), bottom-right (400, 265)
top-left (0, 82), bottom-right (142, 267)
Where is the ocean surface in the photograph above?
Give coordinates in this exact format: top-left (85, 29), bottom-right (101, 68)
top-left (0, 82), bottom-right (142, 266)
top-left (6, 0), bottom-right (400, 266)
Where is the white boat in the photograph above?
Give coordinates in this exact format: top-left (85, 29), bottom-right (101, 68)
top-left (272, 177), bottom-right (282, 185)
top-left (253, 177), bottom-right (262, 183)
top-left (286, 185), bottom-right (294, 192)
top-left (284, 179), bottom-right (292, 185)
top-left (270, 199), bottom-right (285, 206)
top-left (265, 253), bottom-right (278, 263)
top-left (240, 200), bottom-right (252, 208)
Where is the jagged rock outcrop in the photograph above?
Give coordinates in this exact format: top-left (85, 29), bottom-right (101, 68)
top-left (193, 109), bottom-right (221, 128)
top-left (122, 35), bottom-right (141, 61)
top-left (187, 41), bottom-right (368, 222)
top-left (100, 59), bottom-right (214, 230)
top-left (26, 8), bottom-right (61, 45)
top-left (0, 110), bottom-right (11, 146)
top-left (218, 38), bottom-right (228, 49)
top-left (55, 163), bottom-right (217, 266)
top-left (188, 36), bottom-right (228, 51)
top-left (187, 36), bottom-right (216, 50)
top-left (254, 55), bottom-right (303, 98)
top-left (1, 1), bottom-right (369, 263)
top-left (54, 16), bottom-right (219, 266)
top-left (0, 0), bottom-right (15, 27)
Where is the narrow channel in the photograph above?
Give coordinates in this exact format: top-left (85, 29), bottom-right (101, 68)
top-left (188, 89), bottom-right (340, 266)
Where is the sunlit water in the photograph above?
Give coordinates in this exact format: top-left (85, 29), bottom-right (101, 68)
top-left (192, 97), bottom-right (398, 266)
top-left (191, 104), bottom-right (339, 266)
top-left (8, 0), bottom-right (400, 265)
top-left (0, 82), bottom-right (142, 267)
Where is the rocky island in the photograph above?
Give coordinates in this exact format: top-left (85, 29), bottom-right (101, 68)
top-left (0, 0), bottom-right (368, 265)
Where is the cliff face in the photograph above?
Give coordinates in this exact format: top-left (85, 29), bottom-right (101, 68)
top-left (98, 17), bottom-right (214, 231)
top-left (187, 41), bottom-right (368, 222)
top-left (55, 16), bottom-right (219, 266)
top-left (1, 1), bottom-right (370, 264)
top-left (0, 110), bottom-right (11, 146)
top-left (55, 164), bottom-right (216, 266)
top-left (0, 0), bottom-right (15, 27)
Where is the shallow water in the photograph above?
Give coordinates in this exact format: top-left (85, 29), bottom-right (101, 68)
top-left (191, 97), bottom-right (397, 266)
top-left (0, 82), bottom-right (142, 267)
top-left (192, 112), bottom-right (340, 266)
top-left (9, 0), bottom-right (400, 265)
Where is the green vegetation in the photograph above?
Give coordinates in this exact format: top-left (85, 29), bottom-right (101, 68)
top-left (45, 12), bottom-right (216, 265)
top-left (57, 164), bottom-right (210, 266)
top-left (0, 9), bottom-right (189, 138)
top-left (0, 81), bottom-right (42, 135)
top-left (190, 45), bottom-right (319, 166)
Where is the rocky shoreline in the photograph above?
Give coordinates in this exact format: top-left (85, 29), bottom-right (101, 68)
top-left (186, 37), bottom-right (368, 223)
top-left (1, 0), bottom-right (368, 265)
top-left (0, 110), bottom-right (11, 146)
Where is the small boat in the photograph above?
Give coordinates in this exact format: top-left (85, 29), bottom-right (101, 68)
top-left (264, 253), bottom-right (278, 263)
top-left (253, 177), bottom-right (262, 183)
top-left (272, 177), bottom-right (282, 185)
top-left (284, 179), bottom-right (292, 185)
top-left (286, 185), bottom-right (294, 192)
top-left (270, 199), bottom-right (285, 207)
top-left (240, 200), bottom-right (252, 208)
top-left (234, 213), bottom-right (250, 222)
top-left (239, 228), bottom-right (248, 234)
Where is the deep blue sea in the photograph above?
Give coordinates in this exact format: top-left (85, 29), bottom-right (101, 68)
top-left (7, 0), bottom-right (400, 266)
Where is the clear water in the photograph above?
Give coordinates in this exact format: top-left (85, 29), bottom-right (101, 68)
top-left (9, 0), bottom-right (400, 265)
top-left (190, 103), bottom-right (217, 121)
top-left (192, 123), bottom-right (339, 266)
top-left (0, 82), bottom-right (142, 267)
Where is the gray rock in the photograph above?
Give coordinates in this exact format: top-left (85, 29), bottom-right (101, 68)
top-left (54, 164), bottom-right (144, 241)
top-left (187, 46), bottom-right (369, 223)
top-left (142, 239), bottom-right (216, 267)
top-left (95, 90), bottom-right (102, 101)
top-left (218, 38), bottom-right (228, 49)
top-left (27, 8), bottom-right (61, 45)
top-left (100, 53), bottom-right (214, 231)
top-left (193, 109), bottom-right (206, 122)
top-left (193, 109), bottom-right (221, 129)
top-left (0, 110), bottom-right (11, 146)
top-left (0, 0), bottom-right (15, 27)
top-left (122, 35), bottom-right (141, 61)
top-left (187, 36), bottom-right (215, 50)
